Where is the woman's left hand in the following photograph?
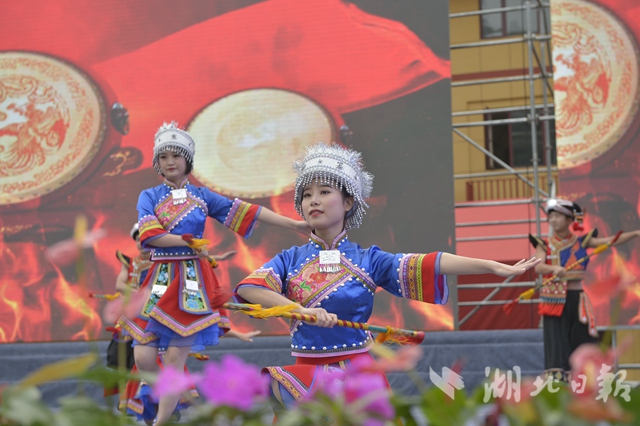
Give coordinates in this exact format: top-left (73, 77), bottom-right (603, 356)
top-left (297, 307), bottom-right (338, 328)
top-left (493, 256), bottom-right (542, 277)
top-left (194, 247), bottom-right (209, 259)
top-left (236, 330), bottom-right (261, 342)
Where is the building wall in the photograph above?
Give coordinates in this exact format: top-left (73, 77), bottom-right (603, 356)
top-left (450, 0), bottom-right (556, 203)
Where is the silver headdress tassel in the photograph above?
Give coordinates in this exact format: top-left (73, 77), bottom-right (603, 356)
top-left (293, 142), bottom-right (374, 230)
top-left (152, 122), bottom-right (196, 175)
top-left (130, 223), bottom-right (140, 240)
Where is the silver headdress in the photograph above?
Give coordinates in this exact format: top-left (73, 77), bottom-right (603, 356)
top-left (152, 122), bottom-right (196, 175)
top-left (544, 198), bottom-right (582, 219)
top-left (544, 197), bottom-right (585, 231)
top-left (293, 142), bottom-right (373, 230)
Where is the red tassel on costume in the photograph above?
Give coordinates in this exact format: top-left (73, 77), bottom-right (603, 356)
top-left (103, 386), bottom-right (119, 398)
top-left (503, 299), bottom-right (519, 315)
top-left (538, 303), bottom-right (564, 317)
top-left (572, 222), bottom-right (584, 232)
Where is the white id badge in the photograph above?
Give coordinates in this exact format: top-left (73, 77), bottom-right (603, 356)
top-left (172, 188), bottom-right (187, 199)
top-left (319, 250), bottom-right (341, 265)
top-left (171, 188), bottom-right (187, 204)
top-left (185, 279), bottom-right (199, 292)
top-left (151, 285), bottom-right (167, 296)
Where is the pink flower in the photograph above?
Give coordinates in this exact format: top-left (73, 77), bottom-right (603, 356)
top-left (152, 366), bottom-right (200, 398)
top-left (367, 344), bottom-right (423, 372)
top-left (102, 287), bottom-right (150, 324)
top-left (198, 355), bottom-right (269, 410)
top-left (45, 229), bottom-right (106, 267)
top-left (310, 367), bottom-right (347, 400)
top-left (569, 340), bottom-right (631, 398)
top-left (344, 372), bottom-right (394, 421)
top-left (348, 355), bottom-right (377, 373)
top-left (570, 343), bottom-right (615, 396)
top-left (312, 362), bottom-right (394, 422)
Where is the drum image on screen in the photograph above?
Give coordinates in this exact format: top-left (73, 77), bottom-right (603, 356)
top-left (551, 0), bottom-right (640, 171)
top-left (0, 52), bottom-right (106, 205)
top-left (188, 89), bottom-right (335, 199)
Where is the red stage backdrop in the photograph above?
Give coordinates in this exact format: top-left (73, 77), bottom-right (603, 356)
top-left (0, 0), bottom-right (455, 342)
top-left (551, 0), bottom-right (640, 327)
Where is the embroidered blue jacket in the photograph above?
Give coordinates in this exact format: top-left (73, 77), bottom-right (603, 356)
top-left (235, 230), bottom-right (448, 358)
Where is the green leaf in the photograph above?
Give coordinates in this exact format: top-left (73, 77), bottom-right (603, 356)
top-left (17, 353), bottom-right (98, 389)
top-left (417, 386), bottom-right (479, 426)
top-left (57, 396), bottom-right (136, 426)
top-left (392, 395), bottom-right (422, 426)
top-left (79, 366), bottom-right (136, 390)
top-left (0, 387), bottom-right (52, 425)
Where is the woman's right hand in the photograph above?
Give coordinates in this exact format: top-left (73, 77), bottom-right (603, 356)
top-left (553, 266), bottom-right (567, 277)
top-left (293, 220), bottom-right (313, 236)
top-left (297, 307), bottom-right (338, 328)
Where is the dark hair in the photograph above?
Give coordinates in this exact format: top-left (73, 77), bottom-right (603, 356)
top-left (341, 187), bottom-right (352, 200)
top-left (341, 187), bottom-right (356, 223)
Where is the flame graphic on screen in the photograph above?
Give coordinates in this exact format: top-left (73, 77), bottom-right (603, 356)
top-left (0, 240), bottom-right (102, 342)
top-left (412, 302), bottom-right (455, 330)
top-left (585, 250), bottom-right (640, 326)
top-left (0, 192), bottom-right (454, 342)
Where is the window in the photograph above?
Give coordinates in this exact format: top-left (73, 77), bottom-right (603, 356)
top-left (480, 0), bottom-right (548, 39)
top-left (484, 108), bottom-right (556, 169)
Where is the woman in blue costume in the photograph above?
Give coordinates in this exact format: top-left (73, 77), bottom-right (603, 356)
top-left (530, 198), bottom-right (640, 381)
top-left (107, 223), bottom-right (153, 377)
top-left (118, 122), bottom-right (309, 425)
top-left (115, 223), bottom-right (239, 422)
top-left (104, 223), bottom-right (153, 405)
top-left (234, 142), bottom-right (541, 415)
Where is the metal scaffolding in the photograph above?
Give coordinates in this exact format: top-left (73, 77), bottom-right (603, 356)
top-left (451, 1), bottom-right (554, 328)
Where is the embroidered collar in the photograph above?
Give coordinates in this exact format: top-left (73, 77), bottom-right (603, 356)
top-left (552, 231), bottom-right (573, 242)
top-left (550, 232), bottom-right (577, 251)
top-left (309, 230), bottom-right (348, 250)
top-left (163, 177), bottom-right (190, 189)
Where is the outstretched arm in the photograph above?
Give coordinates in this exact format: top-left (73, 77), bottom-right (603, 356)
top-left (236, 285), bottom-right (291, 308)
top-left (115, 264), bottom-right (130, 292)
top-left (588, 230), bottom-right (640, 248)
top-left (224, 329), bottom-right (261, 342)
top-left (236, 285), bottom-right (338, 327)
top-left (439, 253), bottom-right (541, 277)
top-left (257, 208), bottom-right (311, 235)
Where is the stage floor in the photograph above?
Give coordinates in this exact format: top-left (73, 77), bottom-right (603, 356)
top-left (0, 329), bottom-right (544, 405)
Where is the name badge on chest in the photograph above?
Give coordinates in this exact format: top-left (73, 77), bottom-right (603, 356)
top-left (171, 188), bottom-right (187, 205)
top-left (151, 284), bottom-right (167, 296)
top-left (185, 279), bottom-right (199, 294)
top-left (319, 249), bottom-right (341, 273)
